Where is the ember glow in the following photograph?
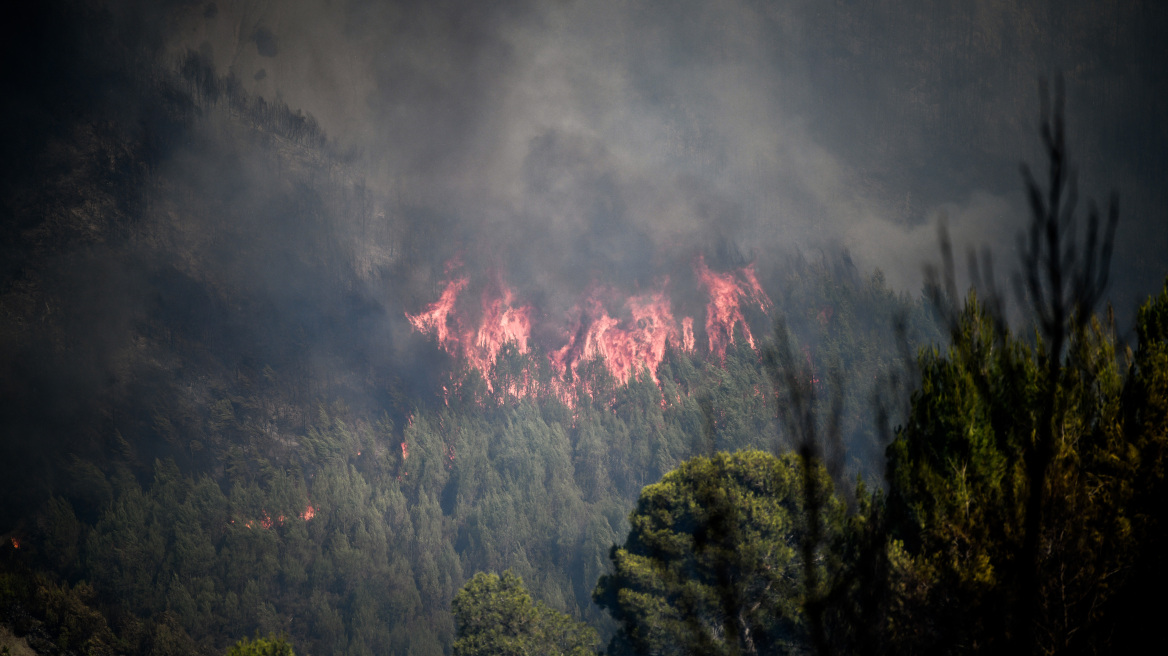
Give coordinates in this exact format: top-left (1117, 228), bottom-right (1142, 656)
top-left (234, 505), bottom-right (315, 529)
top-left (406, 257), bottom-right (771, 400)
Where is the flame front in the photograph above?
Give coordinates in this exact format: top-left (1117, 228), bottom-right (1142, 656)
top-left (406, 256), bottom-right (769, 403)
top-left (470, 287), bottom-right (532, 377)
top-left (550, 290), bottom-right (687, 387)
top-left (406, 272), bottom-right (533, 393)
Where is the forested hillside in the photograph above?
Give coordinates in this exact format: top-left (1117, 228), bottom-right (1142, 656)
top-left (0, 6), bottom-right (936, 654)
top-left (5, 3), bottom-right (1167, 656)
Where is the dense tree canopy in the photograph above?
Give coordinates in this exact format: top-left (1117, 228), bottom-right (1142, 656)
top-left (452, 571), bottom-right (598, 656)
top-left (594, 450), bottom-right (844, 656)
top-left (5, 5), bottom-right (1165, 653)
top-left (817, 280), bottom-right (1168, 655)
top-left (225, 634), bottom-right (295, 656)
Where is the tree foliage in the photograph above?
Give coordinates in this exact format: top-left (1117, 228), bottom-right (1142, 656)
top-left (452, 571), bottom-right (598, 656)
top-left (224, 634), bottom-right (295, 656)
top-left (26, 5), bottom-right (1168, 653)
top-left (590, 87), bottom-right (1168, 656)
top-left (843, 280), bottom-right (1168, 655)
top-left (594, 450), bottom-right (844, 656)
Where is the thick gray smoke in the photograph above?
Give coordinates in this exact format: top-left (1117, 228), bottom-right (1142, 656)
top-left (167, 0), bottom-right (1167, 314)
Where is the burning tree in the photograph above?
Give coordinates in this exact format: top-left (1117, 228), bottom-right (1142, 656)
top-left (405, 257), bottom-right (774, 405)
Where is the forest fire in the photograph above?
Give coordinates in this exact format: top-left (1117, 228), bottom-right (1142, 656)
top-left (695, 256), bottom-right (772, 358)
top-left (406, 257), bottom-right (771, 400)
top-left (469, 287), bottom-right (532, 376)
top-left (550, 289), bottom-right (688, 386)
top-left (406, 275), bottom-right (532, 393)
top-left (230, 505), bottom-right (315, 529)
top-left (406, 277), bottom-right (468, 346)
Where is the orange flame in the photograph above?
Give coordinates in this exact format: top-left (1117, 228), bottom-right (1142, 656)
top-left (467, 287), bottom-right (532, 378)
top-left (695, 256), bottom-right (772, 359)
top-left (300, 504), bottom-right (315, 521)
top-left (550, 290), bottom-right (687, 387)
top-left (681, 317), bottom-right (695, 353)
top-left (406, 277), bottom-right (468, 348)
top-left (406, 272), bottom-right (533, 393)
top-left (405, 256), bottom-right (770, 403)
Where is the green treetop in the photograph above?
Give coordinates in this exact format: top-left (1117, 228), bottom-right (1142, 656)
top-left (452, 570), bottom-right (599, 656)
top-left (225, 634), bottom-right (295, 656)
top-left (872, 281), bottom-right (1168, 654)
top-left (593, 450), bottom-right (844, 656)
